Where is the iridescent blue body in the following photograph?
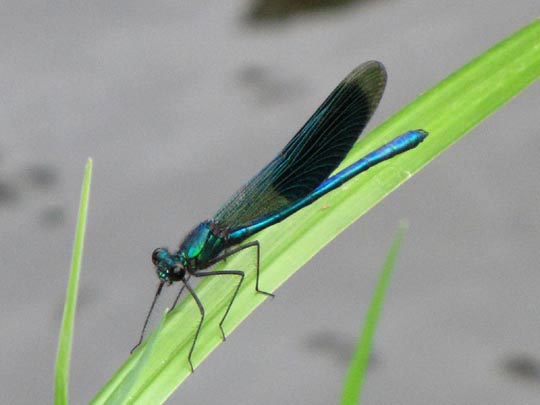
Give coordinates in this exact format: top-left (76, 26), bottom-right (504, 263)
top-left (154, 129), bottom-right (426, 278)
top-left (228, 129), bottom-right (426, 241)
top-left (136, 61), bottom-right (428, 371)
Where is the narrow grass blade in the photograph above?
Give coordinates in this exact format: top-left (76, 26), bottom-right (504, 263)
top-left (105, 309), bottom-right (168, 404)
top-left (55, 158), bottom-right (93, 405)
top-left (92, 21), bottom-right (540, 404)
top-left (340, 221), bottom-right (407, 405)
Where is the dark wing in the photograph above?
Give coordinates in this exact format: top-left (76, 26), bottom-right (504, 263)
top-left (213, 61), bottom-right (387, 230)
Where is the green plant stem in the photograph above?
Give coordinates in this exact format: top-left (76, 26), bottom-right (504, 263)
top-left (340, 222), bottom-right (407, 405)
top-left (55, 158), bottom-right (93, 405)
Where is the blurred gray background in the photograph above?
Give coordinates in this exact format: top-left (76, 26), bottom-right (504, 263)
top-left (1, 1), bottom-right (540, 404)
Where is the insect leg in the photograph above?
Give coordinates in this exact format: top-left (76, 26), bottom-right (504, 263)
top-left (170, 277), bottom-right (188, 311)
top-left (191, 269), bottom-right (244, 341)
top-left (183, 278), bottom-right (204, 373)
top-left (131, 281), bottom-right (165, 353)
top-left (207, 240), bottom-right (274, 297)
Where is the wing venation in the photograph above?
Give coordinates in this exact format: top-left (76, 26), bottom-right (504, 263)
top-left (213, 61), bottom-right (387, 230)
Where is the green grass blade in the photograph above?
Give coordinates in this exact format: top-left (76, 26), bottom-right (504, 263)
top-left (340, 221), bottom-right (408, 405)
top-left (106, 309), bottom-right (168, 405)
top-left (92, 20), bottom-right (540, 404)
top-left (55, 158), bottom-right (93, 405)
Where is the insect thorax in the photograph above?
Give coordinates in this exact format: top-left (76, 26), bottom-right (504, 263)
top-left (178, 220), bottom-right (227, 270)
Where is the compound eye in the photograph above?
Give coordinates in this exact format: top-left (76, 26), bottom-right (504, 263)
top-left (152, 248), bottom-right (166, 265)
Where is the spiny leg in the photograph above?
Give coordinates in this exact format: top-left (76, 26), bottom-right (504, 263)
top-left (131, 281), bottom-right (165, 353)
top-left (183, 279), bottom-right (204, 373)
top-left (170, 277), bottom-right (188, 311)
top-left (191, 269), bottom-right (244, 341)
top-left (184, 242), bottom-right (274, 365)
top-left (207, 240), bottom-right (274, 297)
top-left (251, 241), bottom-right (273, 297)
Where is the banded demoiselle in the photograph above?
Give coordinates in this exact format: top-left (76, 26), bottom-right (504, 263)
top-left (134, 61), bottom-right (427, 371)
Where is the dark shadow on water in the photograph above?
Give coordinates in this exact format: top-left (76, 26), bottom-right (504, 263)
top-left (0, 180), bottom-right (19, 206)
top-left (500, 353), bottom-right (540, 383)
top-left (39, 204), bottom-right (66, 228)
top-left (54, 284), bottom-right (100, 322)
top-left (235, 64), bottom-right (306, 106)
top-left (23, 164), bottom-right (59, 190)
top-left (303, 329), bottom-right (379, 369)
top-left (246, 0), bottom-right (381, 23)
